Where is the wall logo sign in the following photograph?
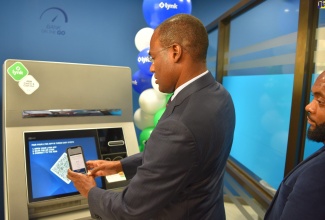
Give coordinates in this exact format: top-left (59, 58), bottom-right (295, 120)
top-left (40, 7), bottom-right (68, 36)
top-left (318, 1), bottom-right (325, 9)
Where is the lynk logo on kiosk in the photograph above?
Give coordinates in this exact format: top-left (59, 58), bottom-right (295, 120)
top-left (7, 62), bottom-right (29, 81)
top-left (40, 7), bottom-right (68, 36)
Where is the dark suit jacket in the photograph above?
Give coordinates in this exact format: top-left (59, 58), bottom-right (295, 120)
top-left (264, 146), bottom-right (325, 220)
top-left (88, 72), bottom-right (235, 220)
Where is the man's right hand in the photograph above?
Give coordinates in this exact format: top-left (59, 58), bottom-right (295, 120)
top-left (86, 160), bottom-right (123, 177)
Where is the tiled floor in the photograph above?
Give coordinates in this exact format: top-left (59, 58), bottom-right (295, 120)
top-left (38, 205), bottom-right (258, 220)
top-left (225, 202), bottom-right (259, 220)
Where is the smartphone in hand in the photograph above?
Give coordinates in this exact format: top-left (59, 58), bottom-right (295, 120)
top-left (66, 146), bottom-right (87, 174)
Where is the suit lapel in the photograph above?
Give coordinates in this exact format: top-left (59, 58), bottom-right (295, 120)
top-left (265, 145), bottom-right (325, 218)
top-left (283, 146), bottom-right (325, 181)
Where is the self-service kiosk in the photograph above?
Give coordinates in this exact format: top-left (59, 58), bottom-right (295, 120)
top-left (2, 59), bottom-right (139, 219)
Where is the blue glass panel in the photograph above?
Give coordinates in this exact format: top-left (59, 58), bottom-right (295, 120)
top-left (223, 74), bottom-right (293, 188)
top-left (227, 0), bottom-right (299, 76)
top-left (207, 29), bottom-right (218, 79)
top-left (319, 5), bottom-right (325, 26)
top-left (303, 9), bottom-right (325, 159)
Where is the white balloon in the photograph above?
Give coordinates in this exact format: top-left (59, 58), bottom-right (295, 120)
top-left (151, 74), bottom-right (159, 91)
top-left (133, 108), bottom-right (154, 130)
top-left (139, 88), bottom-right (166, 114)
top-left (135, 27), bottom-right (154, 51)
top-left (151, 74), bottom-right (168, 96)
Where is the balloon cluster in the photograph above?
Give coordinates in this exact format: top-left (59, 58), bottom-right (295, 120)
top-left (133, 0), bottom-right (192, 152)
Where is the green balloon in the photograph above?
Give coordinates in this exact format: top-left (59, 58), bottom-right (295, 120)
top-left (139, 127), bottom-right (154, 146)
top-left (139, 144), bottom-right (145, 152)
top-left (154, 107), bottom-right (166, 126)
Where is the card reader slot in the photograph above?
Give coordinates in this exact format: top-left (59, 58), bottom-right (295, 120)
top-left (108, 140), bottom-right (125, 147)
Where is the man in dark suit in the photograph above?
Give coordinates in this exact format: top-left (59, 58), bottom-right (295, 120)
top-left (264, 71), bottom-right (325, 220)
top-left (68, 14), bottom-right (235, 220)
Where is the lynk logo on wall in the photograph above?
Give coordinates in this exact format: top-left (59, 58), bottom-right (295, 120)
top-left (40, 7), bottom-right (68, 36)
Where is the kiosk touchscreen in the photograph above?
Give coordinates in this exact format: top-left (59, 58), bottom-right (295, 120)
top-left (2, 59), bottom-right (139, 220)
top-left (24, 129), bottom-right (104, 203)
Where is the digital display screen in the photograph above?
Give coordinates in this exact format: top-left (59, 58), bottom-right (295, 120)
top-left (68, 146), bottom-right (87, 174)
top-left (70, 153), bottom-right (86, 172)
top-left (24, 129), bottom-right (104, 203)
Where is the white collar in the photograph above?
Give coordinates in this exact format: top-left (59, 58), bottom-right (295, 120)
top-left (171, 70), bottom-right (209, 101)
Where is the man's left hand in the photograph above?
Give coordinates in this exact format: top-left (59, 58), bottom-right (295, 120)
top-left (67, 169), bottom-right (96, 198)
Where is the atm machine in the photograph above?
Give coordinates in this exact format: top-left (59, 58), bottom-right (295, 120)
top-left (2, 59), bottom-right (140, 219)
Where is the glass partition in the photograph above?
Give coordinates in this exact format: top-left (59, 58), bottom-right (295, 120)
top-left (222, 0), bottom-right (300, 189)
top-left (207, 29), bottom-right (218, 79)
top-left (303, 9), bottom-right (325, 159)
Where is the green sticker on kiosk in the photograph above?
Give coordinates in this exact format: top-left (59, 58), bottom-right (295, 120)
top-left (7, 62), bottom-right (29, 81)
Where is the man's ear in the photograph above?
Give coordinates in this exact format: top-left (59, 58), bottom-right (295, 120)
top-left (171, 44), bottom-right (182, 62)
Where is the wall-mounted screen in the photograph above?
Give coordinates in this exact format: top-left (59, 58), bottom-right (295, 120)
top-left (24, 129), bottom-right (104, 203)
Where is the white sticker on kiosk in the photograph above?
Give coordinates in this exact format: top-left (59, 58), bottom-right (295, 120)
top-left (18, 75), bottom-right (40, 95)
